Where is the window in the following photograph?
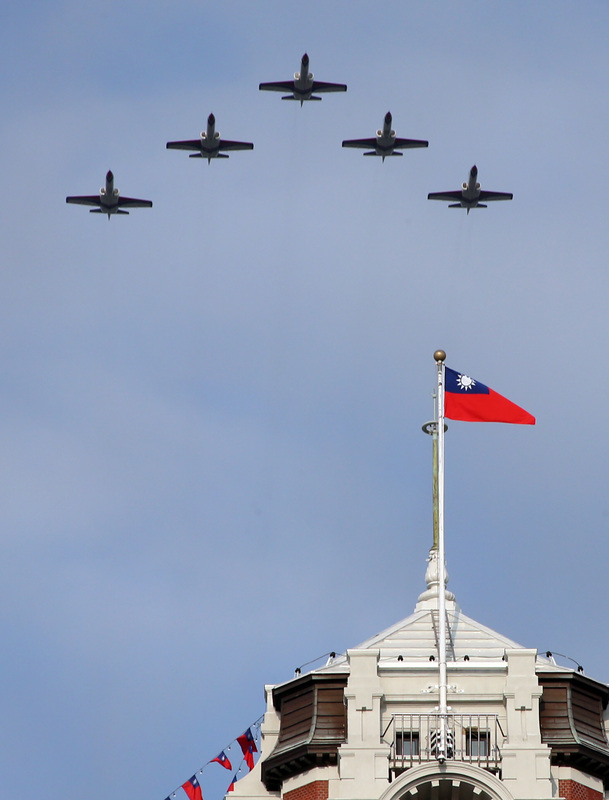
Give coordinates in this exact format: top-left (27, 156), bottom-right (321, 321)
top-left (465, 729), bottom-right (489, 758)
top-left (396, 731), bottom-right (419, 757)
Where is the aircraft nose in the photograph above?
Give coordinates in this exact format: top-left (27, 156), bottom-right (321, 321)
top-left (302, 53), bottom-right (309, 65)
top-left (471, 165), bottom-right (478, 176)
top-left (208, 113), bottom-right (215, 125)
top-left (385, 112), bottom-right (392, 124)
top-left (106, 170), bottom-right (113, 181)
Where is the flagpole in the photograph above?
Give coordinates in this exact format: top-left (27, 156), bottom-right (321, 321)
top-left (434, 349), bottom-right (448, 761)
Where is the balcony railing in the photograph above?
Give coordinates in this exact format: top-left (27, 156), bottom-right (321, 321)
top-left (385, 714), bottom-right (504, 771)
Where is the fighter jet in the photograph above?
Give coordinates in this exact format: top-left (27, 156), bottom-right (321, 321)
top-left (259, 53), bottom-right (347, 105)
top-left (166, 114), bottom-right (253, 163)
top-left (342, 112), bottom-right (428, 161)
top-left (66, 171), bottom-right (152, 220)
top-left (427, 165), bottom-right (513, 213)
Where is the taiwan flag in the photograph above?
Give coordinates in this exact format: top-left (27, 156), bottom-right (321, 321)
top-left (182, 775), bottom-right (203, 800)
top-left (237, 728), bottom-right (258, 771)
top-left (227, 775), bottom-right (237, 793)
top-left (445, 367), bottom-right (535, 425)
top-left (212, 751), bottom-right (233, 771)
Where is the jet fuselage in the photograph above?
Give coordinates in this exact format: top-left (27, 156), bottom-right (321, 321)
top-left (200, 113), bottom-right (222, 158)
top-left (99, 170), bottom-right (121, 216)
top-left (461, 165), bottom-right (481, 204)
top-left (374, 112), bottom-right (397, 157)
top-left (292, 53), bottom-right (315, 99)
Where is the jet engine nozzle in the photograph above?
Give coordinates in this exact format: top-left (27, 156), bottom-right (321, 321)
top-left (214, 131), bottom-right (220, 140)
top-left (475, 183), bottom-right (481, 191)
top-left (113, 188), bottom-right (119, 196)
top-left (100, 187), bottom-right (106, 195)
top-left (294, 71), bottom-right (300, 80)
top-left (390, 130), bottom-right (396, 139)
top-left (376, 129), bottom-right (383, 138)
top-left (462, 182), bottom-right (468, 190)
top-left (308, 72), bottom-right (314, 81)
top-left (201, 131), bottom-right (207, 139)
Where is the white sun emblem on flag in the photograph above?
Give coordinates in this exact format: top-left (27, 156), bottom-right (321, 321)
top-left (456, 374), bottom-right (476, 391)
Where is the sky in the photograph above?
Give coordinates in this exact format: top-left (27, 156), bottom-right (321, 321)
top-left (2, 2), bottom-right (609, 799)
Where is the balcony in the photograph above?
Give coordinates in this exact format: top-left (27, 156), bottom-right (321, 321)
top-left (384, 714), bottom-right (504, 773)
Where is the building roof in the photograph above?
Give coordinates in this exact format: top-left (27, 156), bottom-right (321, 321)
top-left (312, 552), bottom-right (562, 676)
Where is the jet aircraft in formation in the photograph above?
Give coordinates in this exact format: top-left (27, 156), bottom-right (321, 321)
top-left (65, 171), bottom-right (152, 220)
top-left (66, 57), bottom-right (514, 219)
top-left (166, 113), bottom-right (254, 163)
top-left (259, 53), bottom-right (347, 105)
top-left (342, 112), bottom-right (428, 161)
top-left (427, 165), bottom-right (513, 212)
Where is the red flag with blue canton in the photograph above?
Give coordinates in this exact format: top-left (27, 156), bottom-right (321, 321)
top-left (182, 775), bottom-right (203, 800)
top-left (237, 728), bottom-right (257, 771)
top-left (212, 751), bottom-right (233, 771)
top-left (445, 367), bottom-right (535, 425)
top-left (227, 775), bottom-right (237, 793)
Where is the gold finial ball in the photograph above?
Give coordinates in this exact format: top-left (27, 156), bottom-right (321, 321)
top-left (433, 350), bottom-right (446, 363)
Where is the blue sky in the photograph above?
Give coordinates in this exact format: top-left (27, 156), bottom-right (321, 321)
top-left (2, 3), bottom-right (609, 799)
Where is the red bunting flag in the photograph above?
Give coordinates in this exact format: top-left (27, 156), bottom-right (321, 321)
top-left (237, 728), bottom-right (258, 771)
top-left (182, 775), bottom-right (203, 800)
top-left (212, 751), bottom-right (232, 771)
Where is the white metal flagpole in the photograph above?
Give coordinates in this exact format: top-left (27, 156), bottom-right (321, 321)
top-left (434, 349), bottom-right (448, 761)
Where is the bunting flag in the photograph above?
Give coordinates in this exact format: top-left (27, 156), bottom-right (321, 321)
top-left (182, 775), bottom-right (203, 800)
top-left (161, 715), bottom-right (263, 800)
top-left (211, 751), bottom-right (232, 771)
top-left (444, 366), bottom-right (535, 425)
top-left (237, 728), bottom-right (258, 771)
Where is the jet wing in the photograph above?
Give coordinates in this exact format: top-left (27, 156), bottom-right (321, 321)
top-left (116, 197), bottom-right (153, 208)
top-left (478, 190), bottom-right (513, 201)
top-left (393, 137), bottom-right (428, 149)
top-left (66, 195), bottom-right (101, 206)
top-left (311, 80), bottom-right (347, 93)
top-left (166, 140), bottom-right (203, 151)
top-left (342, 138), bottom-right (377, 149)
top-left (259, 81), bottom-right (296, 92)
top-left (427, 191), bottom-right (463, 201)
top-left (218, 140), bottom-right (254, 151)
